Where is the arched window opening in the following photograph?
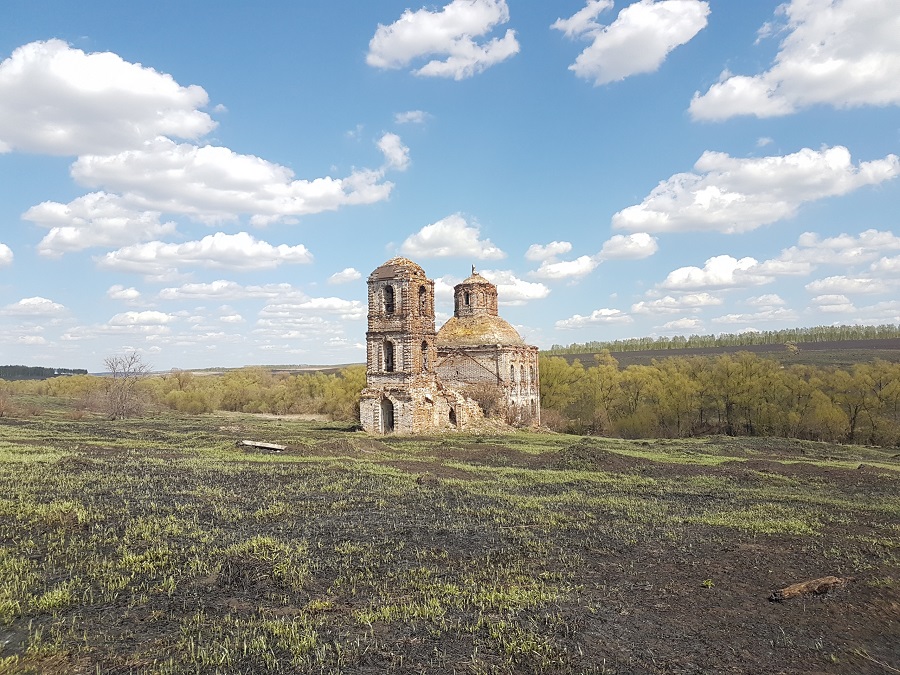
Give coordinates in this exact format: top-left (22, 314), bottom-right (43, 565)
top-left (521, 365), bottom-right (526, 393)
top-left (384, 341), bottom-right (395, 372)
top-left (421, 340), bottom-right (429, 371)
top-left (464, 291), bottom-right (470, 306)
top-left (419, 286), bottom-right (427, 315)
top-left (384, 285), bottom-right (395, 315)
top-left (449, 408), bottom-right (457, 426)
top-left (509, 364), bottom-right (515, 385)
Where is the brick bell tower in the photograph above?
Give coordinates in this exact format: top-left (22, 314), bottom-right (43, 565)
top-left (359, 257), bottom-right (438, 433)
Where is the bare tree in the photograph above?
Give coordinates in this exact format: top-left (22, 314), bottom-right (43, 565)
top-left (104, 352), bottom-right (152, 419)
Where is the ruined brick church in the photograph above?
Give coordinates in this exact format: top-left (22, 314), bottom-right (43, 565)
top-left (359, 257), bottom-right (540, 434)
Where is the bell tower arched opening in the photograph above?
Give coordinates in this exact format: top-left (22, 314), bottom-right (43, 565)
top-left (384, 340), bottom-right (395, 372)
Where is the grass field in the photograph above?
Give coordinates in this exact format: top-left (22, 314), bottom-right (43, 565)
top-left (555, 337), bottom-right (900, 369)
top-left (0, 400), bottom-right (898, 674)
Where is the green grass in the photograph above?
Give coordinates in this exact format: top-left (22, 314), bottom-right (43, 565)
top-left (0, 396), bottom-right (898, 673)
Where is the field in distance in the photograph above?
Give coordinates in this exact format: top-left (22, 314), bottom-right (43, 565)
top-left (0, 399), bottom-right (898, 674)
top-left (554, 337), bottom-right (900, 369)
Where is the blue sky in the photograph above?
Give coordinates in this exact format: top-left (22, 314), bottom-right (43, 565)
top-left (2, 0), bottom-right (899, 371)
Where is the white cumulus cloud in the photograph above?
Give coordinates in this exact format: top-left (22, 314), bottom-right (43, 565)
top-left (480, 270), bottom-right (549, 305)
top-left (70, 135), bottom-right (398, 226)
top-left (297, 298), bottom-right (365, 319)
top-left (525, 241), bottom-right (572, 262)
top-left (1, 296), bottom-right (66, 316)
top-left (96, 232), bottom-right (313, 279)
top-left (555, 307), bottom-right (633, 329)
top-left (367, 0), bottom-right (519, 80)
top-left (598, 232), bottom-right (659, 260)
top-left (746, 294), bottom-right (786, 308)
top-left (328, 268), bottom-right (362, 285)
top-left (259, 298), bottom-right (365, 322)
top-left (553, 0), bottom-right (710, 85)
top-left (662, 317), bottom-right (704, 331)
top-left (775, 229), bottom-right (900, 266)
top-left (0, 243), bottom-right (12, 266)
top-left (871, 256), bottom-right (900, 274)
top-left (432, 276), bottom-right (458, 305)
top-left (850, 300), bottom-right (900, 324)
top-left (400, 214), bottom-right (505, 259)
top-left (552, 0), bottom-right (614, 38)
top-left (659, 255), bottom-right (771, 291)
top-left (712, 308), bottom-right (798, 324)
top-left (691, 0), bottom-right (900, 120)
top-left (25, 192), bottom-right (178, 256)
top-left (811, 294), bottom-right (856, 314)
top-left (0, 39), bottom-right (214, 155)
top-left (108, 311), bottom-right (176, 326)
top-left (805, 276), bottom-right (889, 295)
top-left (531, 255), bottom-right (599, 281)
top-left (158, 281), bottom-right (296, 301)
top-left (529, 234), bottom-right (658, 279)
top-left (394, 110), bottom-right (429, 125)
top-left (613, 146), bottom-right (899, 234)
top-left (631, 292), bottom-right (722, 314)
top-left (377, 132), bottom-right (411, 171)
top-left (107, 285), bottom-right (142, 302)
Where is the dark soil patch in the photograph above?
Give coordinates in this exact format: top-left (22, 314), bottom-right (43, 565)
top-left (378, 459), bottom-right (477, 481)
top-left (425, 441), bottom-right (557, 470)
top-left (3, 422), bottom-right (898, 674)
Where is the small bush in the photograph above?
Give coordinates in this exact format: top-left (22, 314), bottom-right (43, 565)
top-left (463, 383), bottom-right (507, 418)
top-left (0, 394), bottom-right (15, 418)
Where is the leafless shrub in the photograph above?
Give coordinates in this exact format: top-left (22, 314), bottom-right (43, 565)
top-left (463, 383), bottom-right (507, 418)
top-left (539, 408), bottom-right (568, 432)
top-left (0, 393), bottom-right (13, 418)
top-left (104, 352), bottom-right (152, 419)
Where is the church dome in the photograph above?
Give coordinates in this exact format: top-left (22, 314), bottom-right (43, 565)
top-left (369, 257), bottom-right (426, 280)
top-left (460, 270), bottom-right (493, 286)
top-left (436, 314), bottom-right (525, 348)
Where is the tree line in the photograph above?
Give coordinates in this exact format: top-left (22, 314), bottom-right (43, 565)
top-left (0, 365), bottom-right (88, 381)
top-left (1, 364), bottom-right (366, 422)
top-left (545, 324), bottom-right (900, 355)
top-left (539, 351), bottom-right (900, 445)
top-left (4, 351), bottom-right (900, 446)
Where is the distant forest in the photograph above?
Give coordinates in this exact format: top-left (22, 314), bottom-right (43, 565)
top-left (0, 365), bottom-right (88, 381)
top-left (545, 324), bottom-right (900, 355)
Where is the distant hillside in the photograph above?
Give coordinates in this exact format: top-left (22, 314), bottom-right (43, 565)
top-left (545, 324), bottom-right (900, 356)
top-left (0, 365), bottom-right (88, 381)
top-left (180, 364), bottom-right (360, 377)
top-left (550, 338), bottom-right (900, 370)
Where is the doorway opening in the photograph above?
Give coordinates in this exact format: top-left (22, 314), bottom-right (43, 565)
top-left (381, 398), bottom-right (395, 433)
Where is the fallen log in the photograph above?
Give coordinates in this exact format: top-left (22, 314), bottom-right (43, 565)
top-left (237, 440), bottom-right (287, 452)
top-left (769, 575), bottom-right (853, 602)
